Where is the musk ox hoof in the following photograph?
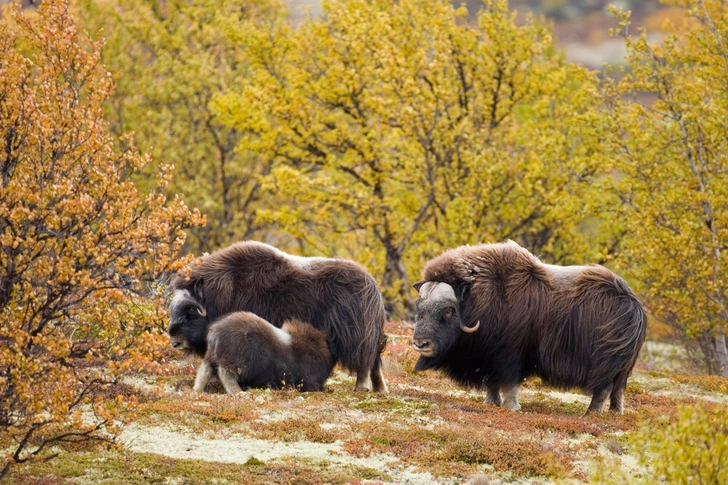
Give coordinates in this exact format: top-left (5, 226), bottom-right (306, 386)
top-left (375, 383), bottom-right (389, 395)
top-left (484, 396), bottom-right (502, 407)
top-left (503, 401), bottom-right (521, 411)
top-left (354, 373), bottom-right (373, 392)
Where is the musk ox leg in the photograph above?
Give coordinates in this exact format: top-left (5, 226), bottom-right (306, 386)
top-left (370, 357), bottom-right (388, 394)
top-left (485, 385), bottom-right (502, 407)
top-left (586, 384), bottom-right (613, 415)
top-left (502, 385), bottom-right (521, 411)
top-left (218, 366), bottom-right (244, 394)
top-left (354, 370), bottom-right (373, 392)
top-left (193, 360), bottom-right (214, 393)
top-left (609, 385), bottom-right (625, 413)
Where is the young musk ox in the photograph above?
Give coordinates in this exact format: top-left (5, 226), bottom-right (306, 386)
top-left (168, 241), bottom-right (388, 393)
top-left (168, 303), bottom-right (335, 392)
top-left (409, 241), bottom-right (646, 414)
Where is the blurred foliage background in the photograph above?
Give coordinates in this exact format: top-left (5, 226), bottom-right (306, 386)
top-left (66, 0), bottom-right (728, 377)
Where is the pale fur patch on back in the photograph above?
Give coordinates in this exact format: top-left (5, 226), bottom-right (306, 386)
top-left (544, 264), bottom-right (587, 285)
top-left (271, 246), bottom-right (328, 270)
top-left (418, 282), bottom-right (456, 302)
top-left (270, 323), bottom-right (293, 346)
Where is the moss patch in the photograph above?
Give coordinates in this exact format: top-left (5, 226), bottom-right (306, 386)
top-left (8, 448), bottom-right (391, 485)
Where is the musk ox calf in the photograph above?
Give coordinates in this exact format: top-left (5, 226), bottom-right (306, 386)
top-left (168, 241), bottom-right (387, 393)
top-left (168, 303), bottom-right (335, 392)
top-left (410, 241), bottom-right (646, 414)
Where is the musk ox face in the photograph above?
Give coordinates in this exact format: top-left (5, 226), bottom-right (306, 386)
top-left (167, 288), bottom-right (208, 354)
top-left (411, 281), bottom-right (480, 362)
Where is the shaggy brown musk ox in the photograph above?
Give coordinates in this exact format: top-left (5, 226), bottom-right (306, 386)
top-left (168, 241), bottom-right (387, 392)
top-left (410, 241), bottom-right (646, 414)
top-left (180, 311), bottom-right (335, 393)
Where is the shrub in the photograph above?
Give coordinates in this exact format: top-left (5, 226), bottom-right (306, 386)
top-left (593, 403), bottom-right (728, 484)
top-left (0, 0), bottom-right (202, 478)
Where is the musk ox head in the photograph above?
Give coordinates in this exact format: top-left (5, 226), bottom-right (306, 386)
top-left (411, 281), bottom-right (479, 369)
top-left (167, 283), bottom-right (209, 356)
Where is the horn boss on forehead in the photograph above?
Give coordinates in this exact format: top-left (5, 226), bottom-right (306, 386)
top-left (418, 281), bottom-right (457, 302)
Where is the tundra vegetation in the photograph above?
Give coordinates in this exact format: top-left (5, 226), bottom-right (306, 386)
top-left (2, 0), bottom-right (728, 482)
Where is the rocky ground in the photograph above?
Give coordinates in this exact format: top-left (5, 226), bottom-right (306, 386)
top-left (8, 322), bottom-right (728, 484)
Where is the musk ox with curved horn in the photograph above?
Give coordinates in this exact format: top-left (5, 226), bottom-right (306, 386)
top-left (168, 305), bottom-right (336, 393)
top-left (169, 241), bottom-right (388, 393)
top-left (410, 241), bottom-right (646, 414)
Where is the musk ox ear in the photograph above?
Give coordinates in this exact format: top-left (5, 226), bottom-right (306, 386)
top-left (413, 281), bottom-right (425, 292)
top-left (192, 278), bottom-right (204, 302)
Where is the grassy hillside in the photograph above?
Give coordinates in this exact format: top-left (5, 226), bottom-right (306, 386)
top-left (8, 322), bottom-right (728, 484)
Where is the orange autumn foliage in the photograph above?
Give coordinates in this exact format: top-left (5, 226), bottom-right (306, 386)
top-left (0, 0), bottom-right (203, 479)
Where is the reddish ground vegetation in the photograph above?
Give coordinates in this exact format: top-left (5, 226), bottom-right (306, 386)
top-left (9, 326), bottom-right (728, 484)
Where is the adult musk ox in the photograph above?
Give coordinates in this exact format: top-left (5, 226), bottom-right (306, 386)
top-left (410, 241), bottom-right (646, 414)
top-left (169, 306), bottom-right (336, 393)
top-left (168, 241), bottom-right (388, 392)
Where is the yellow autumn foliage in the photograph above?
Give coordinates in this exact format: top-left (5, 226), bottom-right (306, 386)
top-left (602, 0), bottom-right (728, 375)
top-left (76, 0), bottom-right (282, 252)
top-left (593, 404), bottom-right (728, 484)
top-left (215, 0), bottom-right (611, 313)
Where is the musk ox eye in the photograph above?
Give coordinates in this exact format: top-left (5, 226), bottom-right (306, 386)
top-left (442, 308), bottom-right (453, 320)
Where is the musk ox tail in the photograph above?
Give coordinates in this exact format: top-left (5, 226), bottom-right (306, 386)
top-left (354, 274), bottom-right (388, 376)
top-left (586, 272), bottom-right (647, 393)
top-left (606, 300), bottom-right (647, 394)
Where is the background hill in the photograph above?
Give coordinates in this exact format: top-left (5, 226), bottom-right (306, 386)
top-left (288, 0), bottom-right (675, 68)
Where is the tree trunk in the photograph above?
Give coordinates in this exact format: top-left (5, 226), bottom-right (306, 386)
top-left (382, 246), bottom-right (415, 319)
top-left (714, 328), bottom-right (728, 377)
top-left (699, 330), bottom-right (717, 375)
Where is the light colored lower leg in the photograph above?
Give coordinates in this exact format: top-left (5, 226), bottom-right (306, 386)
top-left (193, 360), bottom-right (214, 393)
top-left (502, 384), bottom-right (521, 411)
top-left (586, 385), bottom-right (613, 415)
top-left (218, 366), bottom-right (244, 394)
top-left (485, 385), bottom-right (502, 406)
top-left (609, 386), bottom-right (624, 414)
top-left (371, 366), bottom-right (388, 394)
top-left (354, 370), bottom-right (373, 392)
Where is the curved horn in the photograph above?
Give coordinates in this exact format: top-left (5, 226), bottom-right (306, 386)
top-left (196, 305), bottom-right (207, 317)
top-left (460, 320), bottom-right (480, 334)
top-left (402, 320), bottom-right (416, 329)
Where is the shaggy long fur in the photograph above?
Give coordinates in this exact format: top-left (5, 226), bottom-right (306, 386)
top-left (413, 241), bottom-right (646, 413)
top-left (198, 312), bottom-right (335, 392)
top-left (169, 241), bottom-right (387, 392)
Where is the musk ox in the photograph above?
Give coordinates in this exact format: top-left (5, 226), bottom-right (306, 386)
top-left (167, 303), bottom-right (335, 392)
top-left (168, 241), bottom-right (387, 392)
top-left (410, 241), bottom-right (646, 414)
